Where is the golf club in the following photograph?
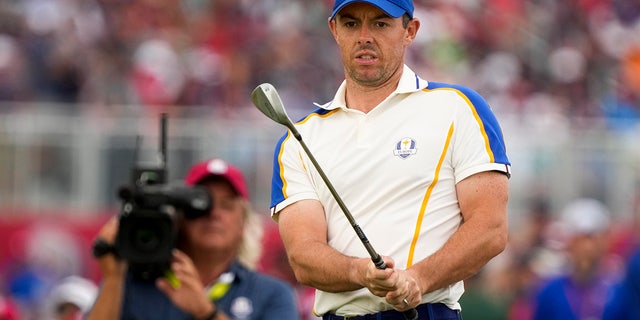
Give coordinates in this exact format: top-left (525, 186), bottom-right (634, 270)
top-left (251, 83), bottom-right (419, 320)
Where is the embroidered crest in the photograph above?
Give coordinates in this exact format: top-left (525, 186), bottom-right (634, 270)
top-left (393, 137), bottom-right (418, 159)
top-left (230, 296), bottom-right (253, 319)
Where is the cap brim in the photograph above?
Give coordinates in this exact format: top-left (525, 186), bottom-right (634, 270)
top-left (330, 0), bottom-right (407, 19)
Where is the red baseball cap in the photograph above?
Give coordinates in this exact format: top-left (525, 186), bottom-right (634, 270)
top-left (184, 158), bottom-right (249, 200)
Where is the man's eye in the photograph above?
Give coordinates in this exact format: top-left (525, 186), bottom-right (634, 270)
top-left (344, 21), bottom-right (357, 28)
top-left (375, 22), bottom-right (387, 28)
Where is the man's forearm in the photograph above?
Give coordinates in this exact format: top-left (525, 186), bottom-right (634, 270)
top-left (409, 218), bottom-right (507, 294)
top-left (86, 275), bottom-right (125, 320)
top-left (290, 242), bottom-right (370, 292)
top-left (279, 199), bottom-right (370, 292)
top-left (408, 171), bottom-right (509, 294)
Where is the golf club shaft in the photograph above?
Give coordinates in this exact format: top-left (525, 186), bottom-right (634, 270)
top-left (291, 131), bottom-right (419, 320)
top-left (292, 131), bottom-right (384, 268)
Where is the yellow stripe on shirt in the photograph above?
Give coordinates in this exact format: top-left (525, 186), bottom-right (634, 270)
top-left (407, 122), bottom-right (455, 267)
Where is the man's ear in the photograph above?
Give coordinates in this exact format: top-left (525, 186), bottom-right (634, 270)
top-left (328, 17), bottom-right (338, 40)
top-left (405, 18), bottom-right (420, 45)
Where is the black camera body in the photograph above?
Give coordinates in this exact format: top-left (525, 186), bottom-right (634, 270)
top-left (114, 114), bottom-right (212, 281)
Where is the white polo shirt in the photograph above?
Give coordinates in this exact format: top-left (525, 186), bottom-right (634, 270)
top-left (269, 65), bottom-right (511, 316)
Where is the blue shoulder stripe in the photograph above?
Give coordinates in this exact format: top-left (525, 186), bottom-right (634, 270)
top-left (270, 132), bottom-right (288, 209)
top-left (427, 82), bottom-right (510, 166)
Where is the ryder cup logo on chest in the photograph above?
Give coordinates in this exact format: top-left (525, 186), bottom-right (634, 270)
top-left (393, 137), bottom-right (418, 159)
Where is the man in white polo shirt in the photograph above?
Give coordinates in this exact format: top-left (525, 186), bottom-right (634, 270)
top-left (267, 0), bottom-right (511, 319)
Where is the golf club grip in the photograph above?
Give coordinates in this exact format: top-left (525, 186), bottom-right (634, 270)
top-left (373, 256), bottom-right (419, 320)
top-left (372, 254), bottom-right (387, 270)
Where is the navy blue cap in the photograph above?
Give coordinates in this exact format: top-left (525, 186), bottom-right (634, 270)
top-left (330, 0), bottom-right (414, 19)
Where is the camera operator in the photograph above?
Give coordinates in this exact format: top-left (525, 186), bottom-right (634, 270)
top-left (87, 158), bottom-right (300, 320)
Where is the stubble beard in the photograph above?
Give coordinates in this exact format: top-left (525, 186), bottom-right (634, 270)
top-left (347, 64), bottom-right (390, 87)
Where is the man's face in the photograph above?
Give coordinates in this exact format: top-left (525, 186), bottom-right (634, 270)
top-left (329, 3), bottom-right (418, 87)
top-left (181, 179), bottom-right (245, 253)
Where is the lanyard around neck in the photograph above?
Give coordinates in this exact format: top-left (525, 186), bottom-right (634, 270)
top-left (206, 272), bottom-right (235, 301)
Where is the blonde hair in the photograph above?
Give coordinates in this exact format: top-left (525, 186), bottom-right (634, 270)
top-left (237, 199), bottom-right (263, 269)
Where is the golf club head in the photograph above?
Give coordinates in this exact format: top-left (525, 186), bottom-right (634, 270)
top-left (251, 83), bottom-right (295, 130)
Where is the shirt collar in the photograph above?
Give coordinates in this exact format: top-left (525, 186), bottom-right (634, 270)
top-left (316, 65), bottom-right (428, 111)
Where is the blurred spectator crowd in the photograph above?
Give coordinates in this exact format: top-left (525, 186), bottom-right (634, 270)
top-left (0, 0), bottom-right (638, 124)
top-left (0, 0), bottom-right (640, 319)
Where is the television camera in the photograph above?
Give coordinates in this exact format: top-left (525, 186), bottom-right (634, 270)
top-left (114, 113), bottom-right (212, 281)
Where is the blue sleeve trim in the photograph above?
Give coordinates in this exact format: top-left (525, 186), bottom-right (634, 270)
top-left (428, 82), bottom-right (511, 167)
top-left (270, 132), bottom-right (288, 209)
